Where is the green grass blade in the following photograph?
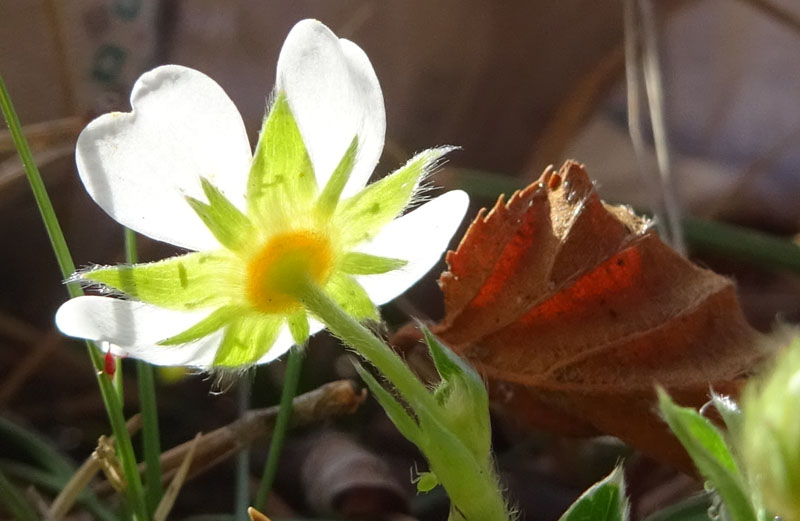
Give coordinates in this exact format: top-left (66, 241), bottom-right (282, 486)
top-left (0, 416), bottom-right (75, 478)
top-left (0, 467), bottom-right (38, 521)
top-left (0, 70), bottom-right (148, 521)
top-left (0, 460), bottom-right (117, 521)
top-left (127, 228), bottom-right (165, 516)
top-left (255, 345), bottom-right (306, 511)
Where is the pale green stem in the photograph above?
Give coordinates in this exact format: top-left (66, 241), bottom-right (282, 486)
top-left (0, 71), bottom-right (148, 521)
top-left (255, 344), bottom-right (305, 511)
top-left (125, 228), bottom-right (164, 516)
top-left (294, 280), bottom-right (509, 521)
top-left (294, 279), bottom-right (436, 413)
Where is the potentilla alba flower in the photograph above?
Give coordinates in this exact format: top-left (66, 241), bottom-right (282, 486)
top-left (55, 19), bottom-right (468, 369)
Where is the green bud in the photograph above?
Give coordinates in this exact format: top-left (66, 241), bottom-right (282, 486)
top-left (741, 338), bottom-right (800, 521)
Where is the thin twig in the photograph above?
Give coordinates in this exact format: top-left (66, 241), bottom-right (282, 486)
top-left (154, 433), bottom-right (202, 521)
top-left (94, 380), bottom-right (365, 495)
top-left (0, 116), bottom-right (81, 155)
top-left (49, 414), bottom-right (142, 520)
top-left (624, 0), bottom-right (685, 255)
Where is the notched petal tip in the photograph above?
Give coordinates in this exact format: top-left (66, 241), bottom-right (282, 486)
top-left (277, 19), bottom-right (385, 198)
top-left (76, 64), bottom-right (251, 251)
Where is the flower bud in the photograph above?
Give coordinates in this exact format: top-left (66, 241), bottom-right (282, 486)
top-left (741, 339), bottom-right (800, 521)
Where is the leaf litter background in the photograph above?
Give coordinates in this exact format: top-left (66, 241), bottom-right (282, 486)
top-left (2, 1), bottom-right (800, 520)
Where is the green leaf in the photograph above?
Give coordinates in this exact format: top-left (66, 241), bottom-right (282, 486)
top-left (248, 92), bottom-right (317, 226)
top-left (213, 314), bottom-right (283, 367)
top-left (324, 272), bottom-right (378, 321)
top-left (333, 147), bottom-right (453, 247)
top-left (158, 305), bottom-right (242, 345)
top-left (338, 251), bottom-right (407, 275)
top-left (315, 136), bottom-right (358, 219)
top-left (657, 388), bottom-right (756, 521)
top-left (354, 362), bottom-right (422, 444)
top-left (186, 178), bottom-right (255, 253)
top-left (82, 251), bottom-right (244, 310)
top-left (558, 466), bottom-right (628, 521)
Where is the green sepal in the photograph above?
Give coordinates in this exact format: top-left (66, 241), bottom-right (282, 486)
top-left (334, 147), bottom-right (454, 247)
top-left (338, 252), bottom-right (407, 275)
top-left (186, 178), bottom-right (255, 253)
top-left (421, 324), bottom-right (491, 464)
top-left (287, 311), bottom-right (310, 346)
top-left (657, 388), bottom-right (756, 521)
top-left (315, 136), bottom-right (358, 219)
top-left (248, 92), bottom-right (317, 226)
top-left (558, 466), bottom-right (628, 521)
top-left (82, 251), bottom-right (243, 310)
top-left (325, 273), bottom-right (379, 321)
top-left (213, 314), bottom-right (283, 367)
top-left (158, 305), bottom-right (242, 345)
top-left (354, 362), bottom-right (421, 445)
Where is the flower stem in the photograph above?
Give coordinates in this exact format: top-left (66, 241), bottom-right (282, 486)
top-left (297, 280), bottom-right (510, 521)
top-left (0, 71), bottom-right (148, 521)
top-left (255, 344), bottom-right (305, 511)
top-left (295, 280), bottom-right (438, 432)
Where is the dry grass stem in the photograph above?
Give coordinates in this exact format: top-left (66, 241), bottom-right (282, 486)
top-left (92, 379), bottom-right (365, 495)
top-left (49, 414), bottom-right (142, 520)
top-left (153, 433), bottom-right (201, 521)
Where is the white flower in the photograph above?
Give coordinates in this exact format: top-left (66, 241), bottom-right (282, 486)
top-left (55, 20), bottom-right (468, 369)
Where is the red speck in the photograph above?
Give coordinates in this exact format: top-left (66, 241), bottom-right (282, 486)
top-left (104, 349), bottom-right (116, 377)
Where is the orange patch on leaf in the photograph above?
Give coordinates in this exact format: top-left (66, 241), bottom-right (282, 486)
top-left (433, 161), bottom-right (770, 472)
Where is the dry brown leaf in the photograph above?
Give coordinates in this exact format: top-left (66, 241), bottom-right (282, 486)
top-left (434, 160), bottom-right (771, 471)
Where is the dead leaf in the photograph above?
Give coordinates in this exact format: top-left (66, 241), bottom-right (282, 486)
top-left (434, 160), bottom-right (771, 471)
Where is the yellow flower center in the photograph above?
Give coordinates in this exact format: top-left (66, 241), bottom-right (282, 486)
top-left (247, 230), bottom-right (334, 313)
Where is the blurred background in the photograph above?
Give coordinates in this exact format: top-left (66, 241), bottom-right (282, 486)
top-left (1, 1), bottom-right (800, 520)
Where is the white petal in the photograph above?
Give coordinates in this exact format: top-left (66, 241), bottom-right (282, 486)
top-left (277, 20), bottom-right (385, 198)
top-left (76, 65), bottom-right (252, 251)
top-left (56, 296), bottom-right (223, 367)
top-left (354, 190), bottom-right (469, 305)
